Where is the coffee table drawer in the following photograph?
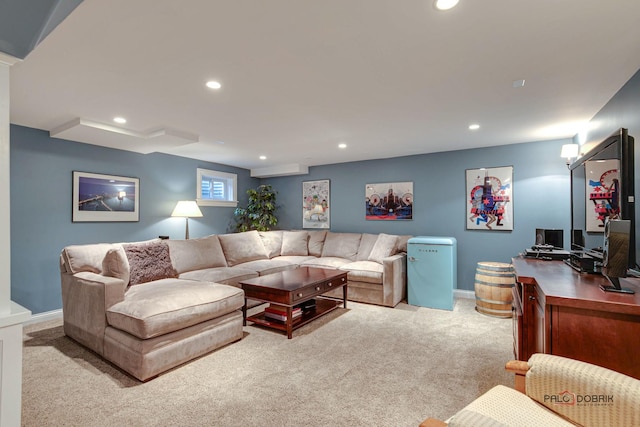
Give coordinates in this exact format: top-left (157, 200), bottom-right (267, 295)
top-left (292, 275), bottom-right (347, 302)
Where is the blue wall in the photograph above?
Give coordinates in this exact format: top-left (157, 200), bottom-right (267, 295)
top-left (10, 125), bottom-right (258, 314)
top-left (575, 68), bottom-right (640, 149)
top-left (265, 138), bottom-right (571, 294)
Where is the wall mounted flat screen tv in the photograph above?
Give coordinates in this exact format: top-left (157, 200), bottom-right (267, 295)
top-left (570, 128), bottom-right (636, 270)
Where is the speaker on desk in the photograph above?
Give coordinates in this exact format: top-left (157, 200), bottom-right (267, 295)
top-left (601, 219), bottom-right (634, 294)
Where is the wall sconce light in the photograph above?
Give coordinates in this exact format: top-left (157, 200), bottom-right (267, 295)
top-left (171, 201), bottom-right (203, 239)
top-left (560, 143), bottom-right (580, 168)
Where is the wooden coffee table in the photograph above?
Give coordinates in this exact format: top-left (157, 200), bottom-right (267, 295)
top-left (240, 267), bottom-right (348, 339)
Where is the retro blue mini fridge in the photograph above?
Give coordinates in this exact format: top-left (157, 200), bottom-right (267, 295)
top-left (407, 236), bottom-right (457, 310)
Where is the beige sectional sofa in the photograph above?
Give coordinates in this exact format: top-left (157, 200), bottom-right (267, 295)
top-left (59, 230), bottom-right (408, 381)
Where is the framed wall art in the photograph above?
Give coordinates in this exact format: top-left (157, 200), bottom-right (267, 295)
top-left (302, 179), bottom-right (330, 228)
top-left (584, 159), bottom-right (620, 232)
top-left (466, 166), bottom-right (513, 230)
top-left (72, 171), bottom-right (140, 222)
top-left (365, 182), bottom-right (413, 220)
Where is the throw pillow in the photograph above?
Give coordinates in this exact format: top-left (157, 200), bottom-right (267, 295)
top-left (368, 233), bottom-right (398, 264)
top-left (218, 230), bottom-right (269, 266)
top-left (122, 241), bottom-right (178, 286)
top-left (281, 231), bottom-right (309, 256)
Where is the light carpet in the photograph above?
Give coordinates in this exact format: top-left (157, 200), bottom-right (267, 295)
top-left (22, 298), bottom-right (513, 426)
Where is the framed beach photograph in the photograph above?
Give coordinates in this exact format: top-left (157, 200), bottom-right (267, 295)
top-left (72, 171), bottom-right (140, 222)
top-left (302, 179), bottom-right (330, 228)
top-left (466, 166), bottom-right (513, 231)
top-left (365, 182), bottom-right (413, 220)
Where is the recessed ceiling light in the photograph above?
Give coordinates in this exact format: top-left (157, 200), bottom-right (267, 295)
top-left (469, 124), bottom-right (480, 130)
top-left (113, 117), bottom-right (126, 124)
top-left (259, 155), bottom-right (267, 160)
top-left (206, 81), bottom-right (222, 90)
top-left (512, 79), bottom-right (526, 88)
top-left (338, 143), bottom-right (347, 149)
top-left (434, 0), bottom-right (459, 11)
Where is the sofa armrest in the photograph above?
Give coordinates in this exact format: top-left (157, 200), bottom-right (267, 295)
top-left (61, 271), bottom-right (127, 355)
top-left (505, 359), bottom-right (529, 393)
top-left (382, 253), bottom-right (407, 307)
top-left (526, 353), bottom-right (640, 427)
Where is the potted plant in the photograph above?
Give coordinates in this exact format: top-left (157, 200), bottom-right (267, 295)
top-left (234, 184), bottom-right (278, 232)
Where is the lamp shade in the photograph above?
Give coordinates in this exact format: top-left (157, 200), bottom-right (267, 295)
top-left (560, 143), bottom-right (579, 159)
top-left (171, 201), bottom-right (203, 218)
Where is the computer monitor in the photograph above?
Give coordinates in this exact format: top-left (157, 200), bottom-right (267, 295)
top-left (535, 228), bottom-right (564, 249)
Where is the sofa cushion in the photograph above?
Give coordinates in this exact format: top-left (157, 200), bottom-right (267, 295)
top-left (178, 266), bottom-right (258, 286)
top-left (301, 257), bottom-right (351, 269)
top-left (307, 230), bottom-right (327, 257)
top-left (321, 232), bottom-right (362, 260)
top-left (368, 233), bottom-right (399, 263)
top-left (123, 241), bottom-right (178, 286)
top-left (273, 255), bottom-right (316, 265)
top-left (259, 230), bottom-right (283, 258)
top-left (448, 409), bottom-right (509, 427)
top-left (459, 385), bottom-right (574, 427)
top-left (356, 233), bottom-right (379, 261)
top-left (106, 279), bottom-right (244, 339)
top-left (340, 261), bottom-right (383, 284)
top-left (281, 231), bottom-right (309, 256)
top-left (234, 258), bottom-right (299, 276)
top-left (103, 246), bottom-right (130, 284)
top-left (167, 235), bottom-right (227, 273)
top-left (218, 231), bottom-right (269, 266)
top-left (63, 242), bottom-right (119, 274)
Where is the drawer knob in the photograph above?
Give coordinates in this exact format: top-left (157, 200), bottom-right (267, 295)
top-left (297, 293), bottom-right (303, 297)
top-left (328, 282), bottom-right (333, 287)
top-left (528, 295), bottom-right (535, 301)
top-left (316, 286), bottom-right (321, 291)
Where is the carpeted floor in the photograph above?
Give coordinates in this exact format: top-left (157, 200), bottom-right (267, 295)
top-left (22, 298), bottom-right (513, 426)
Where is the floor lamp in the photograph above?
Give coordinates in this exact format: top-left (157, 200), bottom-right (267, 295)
top-left (171, 201), bottom-right (203, 239)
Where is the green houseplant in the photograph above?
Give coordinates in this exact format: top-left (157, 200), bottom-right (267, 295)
top-left (234, 184), bottom-right (278, 232)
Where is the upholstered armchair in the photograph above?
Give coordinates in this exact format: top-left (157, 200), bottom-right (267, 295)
top-left (420, 353), bottom-right (640, 427)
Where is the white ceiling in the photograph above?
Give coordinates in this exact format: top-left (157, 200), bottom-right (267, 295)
top-left (9, 0), bottom-right (640, 176)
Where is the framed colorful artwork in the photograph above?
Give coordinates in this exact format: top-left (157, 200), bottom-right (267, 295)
top-left (584, 159), bottom-right (620, 232)
top-left (466, 166), bottom-right (513, 230)
top-left (72, 171), bottom-right (140, 222)
top-left (365, 182), bottom-right (413, 220)
top-left (303, 180), bottom-right (330, 228)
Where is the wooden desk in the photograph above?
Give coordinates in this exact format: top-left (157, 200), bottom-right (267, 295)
top-left (512, 256), bottom-right (640, 379)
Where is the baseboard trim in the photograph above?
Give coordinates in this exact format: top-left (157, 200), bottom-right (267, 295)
top-left (454, 289), bottom-right (475, 300)
top-left (24, 309), bottom-right (63, 325)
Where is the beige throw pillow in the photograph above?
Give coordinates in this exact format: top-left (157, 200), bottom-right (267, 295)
top-left (368, 233), bottom-right (398, 263)
top-left (281, 231), bottom-right (309, 256)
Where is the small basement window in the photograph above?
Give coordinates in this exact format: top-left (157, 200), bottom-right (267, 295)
top-left (197, 168), bottom-right (238, 207)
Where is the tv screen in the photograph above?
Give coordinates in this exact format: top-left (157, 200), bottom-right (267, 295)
top-left (570, 128), bottom-right (636, 270)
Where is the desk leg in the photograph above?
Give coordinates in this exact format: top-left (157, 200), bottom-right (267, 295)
top-left (242, 298), bottom-right (247, 326)
top-left (343, 284), bottom-right (348, 309)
